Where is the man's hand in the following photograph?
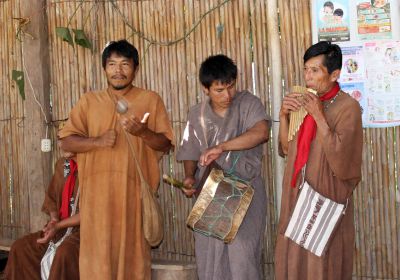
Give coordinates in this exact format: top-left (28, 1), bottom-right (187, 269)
top-left (120, 114), bottom-right (147, 136)
top-left (37, 220), bottom-right (58, 244)
top-left (182, 176), bottom-right (196, 197)
top-left (200, 146), bottom-right (223, 166)
top-left (279, 92), bottom-right (303, 118)
top-left (301, 92), bottom-right (324, 120)
top-left (95, 129), bottom-right (117, 148)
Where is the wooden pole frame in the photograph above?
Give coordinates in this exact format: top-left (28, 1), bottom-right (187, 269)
top-left (267, 0), bottom-right (284, 217)
top-left (20, 0), bottom-right (52, 233)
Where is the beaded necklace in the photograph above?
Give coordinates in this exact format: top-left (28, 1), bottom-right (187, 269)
top-left (324, 91), bottom-right (341, 110)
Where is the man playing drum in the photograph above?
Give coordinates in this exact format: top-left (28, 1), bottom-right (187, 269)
top-left (177, 54), bottom-right (270, 280)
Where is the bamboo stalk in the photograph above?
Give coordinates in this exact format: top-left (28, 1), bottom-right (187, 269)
top-left (370, 128), bottom-right (380, 277)
top-left (366, 128), bottom-right (377, 276)
top-left (377, 129), bottom-right (386, 277)
top-left (10, 0), bottom-right (20, 238)
top-left (358, 129), bottom-right (369, 276)
top-left (2, 0), bottom-right (11, 239)
top-left (386, 127), bottom-right (398, 277)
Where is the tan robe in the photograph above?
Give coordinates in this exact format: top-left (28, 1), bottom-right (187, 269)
top-left (275, 92), bottom-right (363, 280)
top-left (4, 158), bottom-right (80, 280)
top-left (59, 87), bottom-right (174, 280)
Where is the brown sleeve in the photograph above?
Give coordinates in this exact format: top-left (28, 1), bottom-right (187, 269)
top-left (58, 94), bottom-right (89, 139)
top-left (41, 158), bottom-right (65, 215)
top-left (320, 97), bottom-right (363, 182)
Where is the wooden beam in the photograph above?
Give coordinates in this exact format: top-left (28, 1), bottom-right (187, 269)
top-left (267, 0), bottom-right (284, 217)
top-left (20, 0), bottom-right (52, 233)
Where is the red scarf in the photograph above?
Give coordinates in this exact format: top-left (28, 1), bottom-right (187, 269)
top-left (291, 83), bottom-right (340, 187)
top-left (60, 159), bottom-right (77, 220)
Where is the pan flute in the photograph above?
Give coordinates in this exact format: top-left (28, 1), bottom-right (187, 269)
top-left (287, 86), bottom-right (317, 142)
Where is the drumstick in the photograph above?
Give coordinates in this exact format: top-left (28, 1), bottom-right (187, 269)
top-left (162, 174), bottom-right (193, 190)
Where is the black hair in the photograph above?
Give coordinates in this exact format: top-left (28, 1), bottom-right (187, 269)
top-left (102, 40), bottom-right (139, 69)
top-left (323, 1), bottom-right (334, 9)
top-left (303, 41), bottom-right (342, 74)
top-left (333, 8), bottom-right (343, 17)
top-left (199, 55), bottom-right (237, 89)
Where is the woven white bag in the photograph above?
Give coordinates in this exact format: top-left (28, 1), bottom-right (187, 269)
top-left (284, 180), bottom-right (348, 257)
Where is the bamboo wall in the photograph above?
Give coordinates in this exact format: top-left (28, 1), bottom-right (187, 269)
top-left (0, 0), bottom-right (26, 240)
top-left (0, 0), bottom-right (399, 279)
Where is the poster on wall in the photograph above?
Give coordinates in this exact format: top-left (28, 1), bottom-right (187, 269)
top-left (312, 0), bottom-right (400, 127)
top-left (340, 82), bottom-right (368, 124)
top-left (316, 0), bottom-right (351, 42)
top-left (357, 0), bottom-right (392, 40)
top-left (363, 41), bottom-right (400, 127)
top-left (340, 45), bottom-right (365, 82)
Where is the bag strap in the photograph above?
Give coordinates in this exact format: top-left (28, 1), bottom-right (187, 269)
top-left (106, 89), bottom-right (151, 195)
top-left (124, 129), bottom-right (151, 195)
top-left (300, 165), bottom-right (351, 214)
top-left (54, 186), bottom-right (80, 246)
top-left (200, 99), bottom-right (240, 174)
top-left (200, 99), bottom-right (209, 149)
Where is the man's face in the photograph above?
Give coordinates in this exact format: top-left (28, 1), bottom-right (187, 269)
top-left (104, 53), bottom-right (136, 90)
top-left (204, 80), bottom-right (237, 112)
top-left (303, 55), bottom-right (339, 95)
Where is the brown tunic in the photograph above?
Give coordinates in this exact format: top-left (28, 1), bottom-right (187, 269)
top-left (4, 158), bottom-right (80, 280)
top-left (59, 87), bottom-right (174, 280)
top-left (275, 92), bottom-right (363, 280)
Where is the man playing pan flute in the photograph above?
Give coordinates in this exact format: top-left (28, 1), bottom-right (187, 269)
top-left (177, 54), bottom-right (270, 280)
top-left (275, 41), bottom-right (363, 279)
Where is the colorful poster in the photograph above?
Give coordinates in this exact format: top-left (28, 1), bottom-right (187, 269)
top-left (311, 0), bottom-right (400, 127)
top-left (357, 0), bottom-right (392, 40)
top-left (339, 45), bottom-right (365, 82)
top-left (316, 0), bottom-right (351, 42)
top-left (363, 41), bottom-right (400, 127)
top-left (340, 82), bottom-right (368, 125)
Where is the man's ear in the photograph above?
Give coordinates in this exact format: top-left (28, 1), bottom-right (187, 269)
top-left (134, 66), bottom-right (139, 76)
top-left (330, 69), bottom-right (341, 82)
top-left (202, 85), bottom-right (210, 96)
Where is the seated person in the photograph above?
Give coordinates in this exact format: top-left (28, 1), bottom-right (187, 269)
top-left (4, 151), bottom-right (80, 280)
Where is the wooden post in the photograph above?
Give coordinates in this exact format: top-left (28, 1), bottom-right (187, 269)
top-left (20, 0), bottom-right (52, 233)
top-left (267, 0), bottom-right (284, 217)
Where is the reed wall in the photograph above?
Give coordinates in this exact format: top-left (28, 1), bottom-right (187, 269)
top-left (0, 0), bottom-right (398, 278)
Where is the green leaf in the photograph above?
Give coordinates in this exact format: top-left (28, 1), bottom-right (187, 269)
top-left (55, 27), bottom-right (74, 46)
top-left (12, 70), bottom-right (25, 100)
top-left (72, 29), bottom-right (92, 50)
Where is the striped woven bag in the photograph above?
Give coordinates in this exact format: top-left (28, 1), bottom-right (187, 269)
top-left (284, 180), bottom-right (348, 257)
